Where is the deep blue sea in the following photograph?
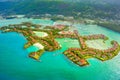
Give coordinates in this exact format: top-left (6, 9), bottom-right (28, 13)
top-left (0, 19), bottom-right (120, 80)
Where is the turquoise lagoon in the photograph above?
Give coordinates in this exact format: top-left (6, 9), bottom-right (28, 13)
top-left (0, 19), bottom-right (120, 80)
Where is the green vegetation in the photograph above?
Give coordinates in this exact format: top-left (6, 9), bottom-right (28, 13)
top-left (97, 21), bottom-right (120, 33)
top-left (1, 0), bottom-right (120, 20)
top-left (29, 49), bottom-right (44, 60)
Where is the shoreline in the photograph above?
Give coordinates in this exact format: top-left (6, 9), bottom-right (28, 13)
top-left (1, 21), bottom-right (120, 67)
top-left (97, 23), bottom-right (120, 34)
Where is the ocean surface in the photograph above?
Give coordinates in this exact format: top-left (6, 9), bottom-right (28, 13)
top-left (0, 18), bottom-right (120, 80)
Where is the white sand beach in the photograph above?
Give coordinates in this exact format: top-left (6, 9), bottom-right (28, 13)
top-left (33, 31), bottom-right (48, 37)
top-left (33, 43), bottom-right (44, 49)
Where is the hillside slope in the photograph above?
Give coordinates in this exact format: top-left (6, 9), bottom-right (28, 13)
top-left (0, 0), bottom-right (119, 19)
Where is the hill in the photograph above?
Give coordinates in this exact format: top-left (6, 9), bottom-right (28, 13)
top-left (0, 0), bottom-right (120, 20)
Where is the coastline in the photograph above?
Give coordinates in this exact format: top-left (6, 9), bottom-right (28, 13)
top-left (0, 19), bottom-right (120, 67)
top-left (97, 23), bottom-right (120, 33)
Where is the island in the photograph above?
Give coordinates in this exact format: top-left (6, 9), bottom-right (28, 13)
top-left (0, 22), bottom-right (120, 66)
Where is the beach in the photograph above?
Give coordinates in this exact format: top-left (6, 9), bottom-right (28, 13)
top-left (33, 31), bottom-right (48, 37)
top-left (33, 43), bottom-right (44, 49)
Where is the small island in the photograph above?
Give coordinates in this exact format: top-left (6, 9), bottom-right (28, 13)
top-left (0, 22), bottom-right (120, 66)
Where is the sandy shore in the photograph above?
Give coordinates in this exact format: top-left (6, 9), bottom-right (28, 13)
top-left (33, 43), bottom-right (44, 49)
top-left (33, 31), bottom-right (48, 37)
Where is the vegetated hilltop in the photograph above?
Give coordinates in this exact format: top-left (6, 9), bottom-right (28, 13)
top-left (0, 0), bottom-right (120, 19)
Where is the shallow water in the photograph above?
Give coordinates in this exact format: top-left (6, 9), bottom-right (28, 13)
top-left (0, 18), bottom-right (54, 27)
top-left (0, 19), bottom-right (120, 80)
top-left (86, 39), bottom-right (112, 50)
